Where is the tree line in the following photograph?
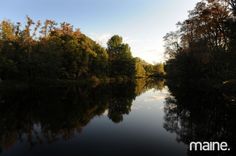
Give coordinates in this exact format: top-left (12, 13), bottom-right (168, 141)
top-left (164, 0), bottom-right (236, 91)
top-left (163, 1), bottom-right (236, 152)
top-left (0, 17), bottom-right (164, 82)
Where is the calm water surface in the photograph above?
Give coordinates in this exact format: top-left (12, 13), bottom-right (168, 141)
top-left (0, 80), bottom-right (235, 156)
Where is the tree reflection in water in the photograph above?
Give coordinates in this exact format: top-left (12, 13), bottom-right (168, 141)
top-left (0, 79), bottom-right (165, 151)
top-left (163, 81), bottom-right (236, 155)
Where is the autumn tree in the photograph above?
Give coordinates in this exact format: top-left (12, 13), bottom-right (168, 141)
top-left (0, 17), bottom-right (140, 82)
top-left (165, 0), bottom-right (236, 87)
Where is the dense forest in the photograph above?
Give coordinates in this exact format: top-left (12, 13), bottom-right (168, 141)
top-left (0, 0), bottom-right (235, 93)
top-left (0, 17), bottom-right (164, 83)
top-left (164, 0), bottom-right (236, 94)
top-left (162, 1), bottom-right (236, 153)
top-left (0, 1), bottom-right (236, 155)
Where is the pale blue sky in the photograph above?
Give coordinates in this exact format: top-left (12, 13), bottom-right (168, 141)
top-left (0, 0), bottom-right (199, 63)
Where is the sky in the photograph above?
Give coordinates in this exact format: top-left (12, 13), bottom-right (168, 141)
top-left (0, 0), bottom-right (199, 64)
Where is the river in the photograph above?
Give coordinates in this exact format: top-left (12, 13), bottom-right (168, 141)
top-left (0, 80), bottom-right (235, 156)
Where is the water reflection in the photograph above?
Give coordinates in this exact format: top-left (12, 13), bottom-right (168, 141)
top-left (164, 81), bottom-right (236, 155)
top-left (0, 79), bottom-right (165, 154)
top-left (3, 78), bottom-right (234, 156)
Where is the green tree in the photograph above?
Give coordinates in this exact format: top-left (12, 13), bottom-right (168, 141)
top-left (107, 35), bottom-right (135, 79)
top-left (0, 18), bottom-right (140, 82)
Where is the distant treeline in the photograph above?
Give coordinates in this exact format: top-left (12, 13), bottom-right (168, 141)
top-left (0, 17), bottom-right (164, 82)
top-left (164, 0), bottom-right (236, 90)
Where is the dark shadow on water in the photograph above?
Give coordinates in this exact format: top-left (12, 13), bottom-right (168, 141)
top-left (163, 80), bottom-right (236, 156)
top-left (0, 79), bottom-right (165, 155)
top-left (0, 82), bottom-right (131, 148)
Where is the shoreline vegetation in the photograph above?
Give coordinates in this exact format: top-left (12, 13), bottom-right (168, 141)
top-left (0, 17), bottom-right (165, 84)
top-left (163, 0), bottom-right (236, 105)
top-left (0, 1), bottom-right (235, 104)
top-left (0, 1), bottom-right (236, 155)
